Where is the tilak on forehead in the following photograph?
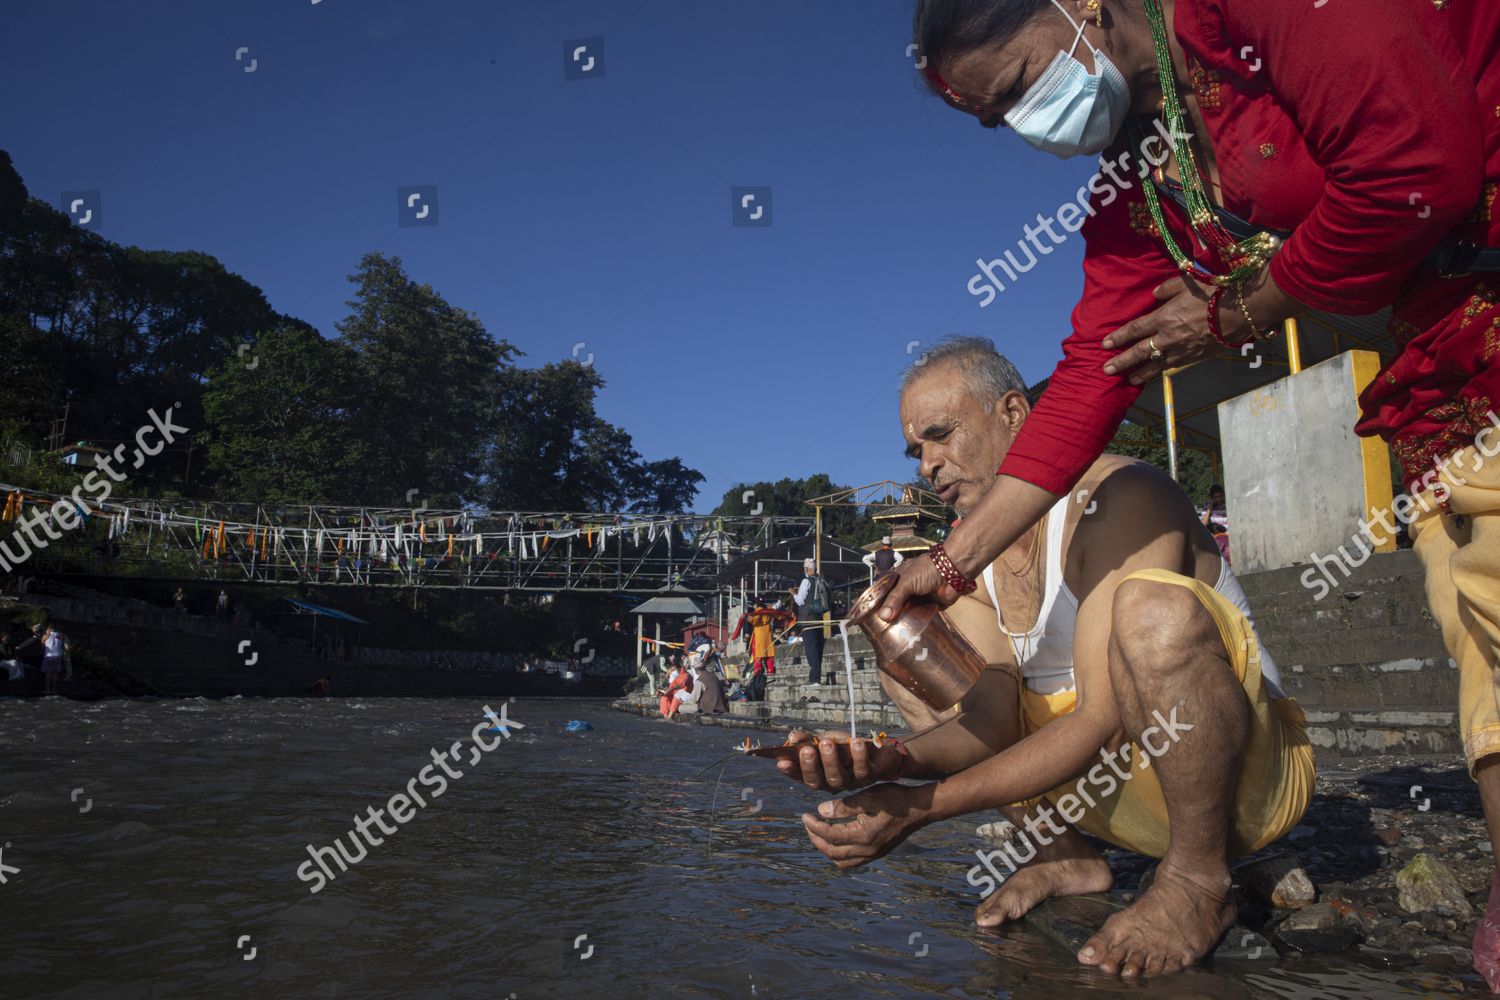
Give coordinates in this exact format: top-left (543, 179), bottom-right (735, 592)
top-left (923, 63), bottom-right (971, 107)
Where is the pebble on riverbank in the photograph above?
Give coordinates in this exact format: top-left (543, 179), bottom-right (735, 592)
top-left (1209, 756), bottom-right (1488, 974)
top-left (1038, 754), bottom-right (1492, 977)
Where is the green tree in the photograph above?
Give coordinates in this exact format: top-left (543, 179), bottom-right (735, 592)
top-left (1106, 421), bottom-right (1216, 506)
top-left (711, 474), bottom-right (872, 548)
top-left (0, 154), bottom-right (281, 480)
top-left (0, 153), bottom-right (705, 521)
top-left (0, 313), bottom-right (63, 440)
top-left (201, 323), bottom-right (367, 503)
top-left (631, 457), bottom-right (704, 514)
top-left (484, 360), bottom-right (703, 512)
top-left (0, 151), bottom-right (25, 237)
top-left (336, 253), bottom-right (514, 506)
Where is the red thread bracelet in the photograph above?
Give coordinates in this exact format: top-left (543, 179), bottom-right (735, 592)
top-left (1207, 284), bottom-right (1235, 347)
top-left (930, 543), bottom-right (977, 595)
top-left (889, 737), bottom-right (911, 778)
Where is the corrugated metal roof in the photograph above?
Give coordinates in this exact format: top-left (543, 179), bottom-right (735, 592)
top-left (630, 596), bottom-right (706, 616)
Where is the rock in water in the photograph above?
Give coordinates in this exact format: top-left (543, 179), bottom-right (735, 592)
top-left (1396, 854), bottom-right (1474, 919)
top-left (1240, 852), bottom-right (1318, 909)
top-left (975, 820), bottom-right (1018, 842)
top-left (1273, 900), bottom-right (1363, 953)
top-left (1214, 927), bottom-right (1276, 961)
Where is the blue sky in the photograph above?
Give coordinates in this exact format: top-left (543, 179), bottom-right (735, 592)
top-left (2, 0), bottom-right (1097, 511)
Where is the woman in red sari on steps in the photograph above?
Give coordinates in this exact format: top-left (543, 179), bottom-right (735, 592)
top-left (880, 0), bottom-right (1500, 985)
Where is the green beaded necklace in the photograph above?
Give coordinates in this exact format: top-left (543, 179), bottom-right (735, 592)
top-left (1136, 0), bottom-right (1279, 286)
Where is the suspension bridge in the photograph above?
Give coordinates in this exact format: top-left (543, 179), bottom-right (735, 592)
top-left (0, 483), bottom-right (843, 595)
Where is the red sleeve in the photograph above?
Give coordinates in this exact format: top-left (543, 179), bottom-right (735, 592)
top-left (997, 180), bottom-right (1178, 496)
top-left (1222, 0), bottom-right (1484, 312)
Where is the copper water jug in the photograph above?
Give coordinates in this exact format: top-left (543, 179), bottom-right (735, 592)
top-left (846, 573), bottom-right (987, 711)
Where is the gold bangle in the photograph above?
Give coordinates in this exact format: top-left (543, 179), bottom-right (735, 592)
top-left (1233, 282), bottom-right (1268, 341)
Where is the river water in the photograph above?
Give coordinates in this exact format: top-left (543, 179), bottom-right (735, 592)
top-left (0, 696), bottom-right (1481, 998)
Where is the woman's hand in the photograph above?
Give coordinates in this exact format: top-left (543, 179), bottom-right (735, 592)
top-left (800, 782), bottom-right (935, 869)
top-left (1101, 276), bottom-right (1224, 385)
top-left (876, 477), bottom-right (1059, 624)
top-left (1102, 269), bottom-right (1309, 385)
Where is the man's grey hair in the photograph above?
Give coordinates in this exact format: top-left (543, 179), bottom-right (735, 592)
top-left (901, 336), bottom-right (1030, 413)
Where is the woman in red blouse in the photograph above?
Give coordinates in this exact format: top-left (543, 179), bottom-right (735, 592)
top-left (881, 0), bottom-right (1500, 984)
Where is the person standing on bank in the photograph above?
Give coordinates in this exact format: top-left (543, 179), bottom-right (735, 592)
top-left (885, 0), bottom-right (1500, 984)
top-left (793, 558), bottom-right (833, 685)
top-left (1199, 483), bottom-right (1230, 563)
top-left (862, 536), bottom-right (905, 581)
top-left (40, 624), bottom-right (68, 695)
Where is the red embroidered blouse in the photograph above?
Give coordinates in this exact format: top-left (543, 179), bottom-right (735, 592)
top-left (997, 0), bottom-right (1500, 495)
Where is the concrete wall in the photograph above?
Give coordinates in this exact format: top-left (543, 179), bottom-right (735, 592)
top-left (18, 594), bottom-right (628, 699)
top-left (1218, 351), bottom-right (1394, 574)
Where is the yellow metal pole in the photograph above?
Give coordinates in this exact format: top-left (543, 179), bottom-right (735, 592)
top-left (1163, 371), bottom-right (1180, 482)
top-left (813, 504), bottom-right (828, 640)
top-left (814, 505), bottom-right (823, 574)
top-left (1285, 317), bottom-right (1304, 374)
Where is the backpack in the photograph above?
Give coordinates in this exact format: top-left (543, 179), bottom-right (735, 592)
top-left (745, 669), bottom-right (766, 702)
top-left (808, 575), bottom-right (830, 616)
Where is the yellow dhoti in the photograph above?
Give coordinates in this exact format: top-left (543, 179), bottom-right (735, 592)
top-left (1019, 568), bottom-right (1315, 859)
top-left (1412, 443), bottom-right (1500, 776)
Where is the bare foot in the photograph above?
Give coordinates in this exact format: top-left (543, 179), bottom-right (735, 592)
top-left (975, 824), bottom-right (1113, 927)
top-left (1076, 860), bottom-right (1235, 979)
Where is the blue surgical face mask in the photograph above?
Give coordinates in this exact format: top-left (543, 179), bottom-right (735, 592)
top-left (1003, 0), bottom-right (1130, 158)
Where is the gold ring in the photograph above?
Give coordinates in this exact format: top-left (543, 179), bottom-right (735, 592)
top-left (1148, 337), bottom-right (1164, 360)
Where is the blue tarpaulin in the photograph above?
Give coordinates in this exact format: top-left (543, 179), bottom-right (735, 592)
top-left (284, 599), bottom-right (369, 624)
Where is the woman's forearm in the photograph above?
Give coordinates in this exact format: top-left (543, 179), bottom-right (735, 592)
top-left (939, 475), bottom-right (1059, 580)
top-left (1221, 265), bottom-right (1311, 344)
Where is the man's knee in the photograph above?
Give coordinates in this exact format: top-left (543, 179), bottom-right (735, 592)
top-left (1110, 577), bottom-right (1217, 674)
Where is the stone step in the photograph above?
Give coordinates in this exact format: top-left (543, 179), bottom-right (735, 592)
top-left (1301, 706), bottom-right (1460, 756)
top-left (1249, 602), bottom-right (1433, 642)
top-left (1266, 634), bottom-right (1447, 671)
top-left (1236, 550), bottom-right (1428, 599)
top-left (1279, 657), bottom-right (1456, 709)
